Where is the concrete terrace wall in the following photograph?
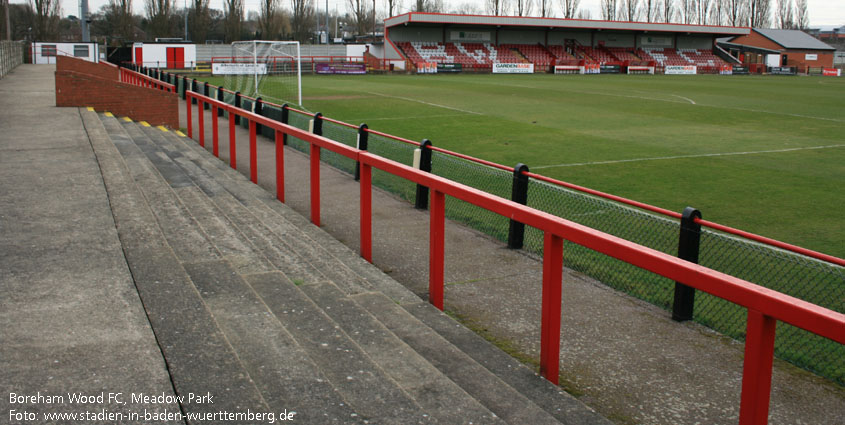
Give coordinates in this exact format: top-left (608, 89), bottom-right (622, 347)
top-left (55, 56), bottom-right (178, 128)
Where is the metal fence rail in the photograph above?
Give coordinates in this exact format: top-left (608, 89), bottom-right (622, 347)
top-left (182, 87), bottom-right (845, 425)
top-left (0, 41), bottom-right (24, 79)
top-left (158, 70), bottom-right (844, 385)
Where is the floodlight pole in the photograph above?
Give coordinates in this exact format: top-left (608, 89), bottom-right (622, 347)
top-left (184, 0), bottom-right (188, 41)
top-left (296, 42), bottom-right (302, 105)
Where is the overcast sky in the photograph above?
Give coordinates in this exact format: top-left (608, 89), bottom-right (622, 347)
top-left (13, 0), bottom-right (845, 29)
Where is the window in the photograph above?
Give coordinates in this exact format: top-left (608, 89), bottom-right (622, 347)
top-left (41, 45), bottom-right (57, 57)
top-left (74, 45), bottom-right (89, 58)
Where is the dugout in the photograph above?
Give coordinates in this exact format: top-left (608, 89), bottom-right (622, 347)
top-left (382, 13), bottom-right (749, 73)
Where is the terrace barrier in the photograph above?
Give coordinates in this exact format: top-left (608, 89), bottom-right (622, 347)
top-left (135, 71), bottom-right (845, 386)
top-left (119, 67), bottom-right (175, 92)
top-left (185, 88), bottom-right (845, 425)
top-left (0, 41), bottom-right (25, 79)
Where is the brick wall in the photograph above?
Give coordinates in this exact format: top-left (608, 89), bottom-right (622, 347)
top-left (55, 56), bottom-right (178, 128)
top-left (56, 70), bottom-right (178, 128)
top-left (56, 55), bottom-right (119, 80)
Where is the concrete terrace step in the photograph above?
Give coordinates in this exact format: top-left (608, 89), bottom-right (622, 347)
top-left (163, 123), bottom-right (610, 424)
top-left (171, 113), bottom-right (611, 424)
top-left (86, 111), bottom-right (272, 423)
top-left (95, 109), bottom-right (607, 424)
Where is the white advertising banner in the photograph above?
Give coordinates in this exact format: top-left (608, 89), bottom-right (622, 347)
top-left (805, 54), bottom-right (818, 60)
top-left (493, 63), bottom-right (534, 74)
top-left (212, 63), bottom-right (268, 75)
top-left (665, 65), bottom-right (697, 75)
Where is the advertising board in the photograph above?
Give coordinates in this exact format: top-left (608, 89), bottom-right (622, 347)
top-left (822, 68), bottom-right (841, 76)
top-left (492, 63), bottom-right (534, 74)
top-left (600, 64), bottom-right (621, 74)
top-left (437, 63), bottom-right (462, 73)
top-left (665, 65), bottom-right (697, 75)
top-left (212, 63), bottom-right (267, 75)
top-left (731, 66), bottom-right (750, 75)
top-left (768, 66), bottom-right (797, 75)
top-left (315, 63), bottom-right (366, 75)
top-left (416, 62), bottom-right (437, 74)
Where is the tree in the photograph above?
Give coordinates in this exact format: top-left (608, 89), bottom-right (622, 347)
top-left (112, 0), bottom-right (135, 40)
top-left (560, 0), bottom-right (580, 18)
top-left (29, 0), bottom-right (60, 40)
top-left (386, 0), bottom-right (402, 17)
top-left (451, 2), bottom-right (482, 14)
top-left (224, 0), bottom-right (243, 42)
top-left (661, 0), bottom-right (675, 22)
top-left (794, 0), bottom-right (807, 29)
top-left (710, 0), bottom-right (724, 25)
top-left (257, 0), bottom-right (281, 39)
top-left (537, 0), bottom-right (550, 17)
top-left (347, 0), bottom-right (370, 37)
top-left (680, 0), bottom-right (696, 23)
top-left (600, 0), bottom-right (617, 20)
top-left (191, 0), bottom-right (211, 42)
top-left (643, 0), bottom-right (656, 21)
top-left (290, 0), bottom-right (314, 42)
top-left (697, 0), bottom-right (711, 24)
top-left (514, 0), bottom-right (532, 16)
top-left (144, 0), bottom-right (173, 39)
top-left (725, 0), bottom-right (748, 26)
top-left (775, 0), bottom-right (793, 28)
top-left (485, 0), bottom-right (508, 16)
top-left (749, 0), bottom-right (770, 27)
top-left (619, 0), bottom-right (641, 21)
top-left (415, 0), bottom-right (444, 12)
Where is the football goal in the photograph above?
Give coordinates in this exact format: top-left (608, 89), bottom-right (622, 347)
top-left (212, 40), bottom-right (302, 106)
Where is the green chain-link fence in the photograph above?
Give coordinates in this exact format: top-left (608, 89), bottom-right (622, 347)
top-left (176, 75), bottom-right (844, 385)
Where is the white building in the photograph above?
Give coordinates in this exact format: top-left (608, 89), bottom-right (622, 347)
top-left (32, 42), bottom-right (99, 64)
top-left (132, 42), bottom-right (197, 68)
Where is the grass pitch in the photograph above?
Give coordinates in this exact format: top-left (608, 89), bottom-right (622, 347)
top-left (203, 73), bottom-right (844, 258)
top-left (293, 74), bottom-right (845, 259)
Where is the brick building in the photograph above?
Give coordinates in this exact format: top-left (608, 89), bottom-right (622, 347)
top-left (726, 28), bottom-right (835, 70)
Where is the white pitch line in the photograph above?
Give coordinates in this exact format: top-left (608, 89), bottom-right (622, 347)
top-left (533, 144), bottom-right (845, 169)
top-left (346, 113), bottom-right (474, 122)
top-left (671, 94), bottom-right (696, 104)
top-left (366, 91), bottom-right (483, 115)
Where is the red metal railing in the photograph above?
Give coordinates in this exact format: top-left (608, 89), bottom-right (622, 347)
top-left (207, 81), bottom-right (845, 267)
top-left (119, 67), bottom-right (175, 92)
top-left (185, 89), bottom-right (844, 425)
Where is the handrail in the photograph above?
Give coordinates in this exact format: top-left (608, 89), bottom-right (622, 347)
top-left (182, 77), bottom-right (844, 267)
top-left (119, 67), bottom-right (175, 92)
top-left (185, 89), bottom-right (845, 425)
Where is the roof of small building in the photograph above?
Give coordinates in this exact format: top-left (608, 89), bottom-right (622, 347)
top-left (752, 28), bottom-right (835, 50)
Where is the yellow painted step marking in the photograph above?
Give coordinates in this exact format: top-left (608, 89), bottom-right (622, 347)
top-left (174, 131), bottom-right (186, 137)
top-left (86, 107), bottom-right (95, 112)
top-left (140, 121), bottom-right (151, 127)
top-left (122, 117), bottom-right (132, 122)
top-left (157, 126), bottom-right (169, 132)
top-left (104, 112), bottom-right (113, 117)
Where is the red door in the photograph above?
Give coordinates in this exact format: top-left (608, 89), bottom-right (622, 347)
top-left (167, 47), bottom-right (185, 69)
top-left (135, 47), bottom-right (143, 66)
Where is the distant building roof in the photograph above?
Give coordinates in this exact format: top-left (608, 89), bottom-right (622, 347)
top-left (385, 12), bottom-right (750, 36)
top-left (752, 28), bottom-right (835, 50)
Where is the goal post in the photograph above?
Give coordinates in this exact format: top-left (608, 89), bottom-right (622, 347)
top-left (212, 40), bottom-right (302, 106)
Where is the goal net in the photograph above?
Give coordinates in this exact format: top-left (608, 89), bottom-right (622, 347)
top-left (214, 40), bottom-right (302, 106)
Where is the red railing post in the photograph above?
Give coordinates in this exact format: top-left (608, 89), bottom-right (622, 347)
top-left (360, 163), bottom-right (372, 263)
top-left (540, 232), bottom-right (563, 385)
top-left (212, 106), bottom-right (219, 157)
top-left (198, 99), bottom-right (205, 147)
top-left (186, 95), bottom-right (192, 138)
top-left (429, 190), bottom-right (446, 310)
top-left (310, 144), bottom-right (321, 226)
top-left (249, 120), bottom-right (257, 183)
top-left (738, 311), bottom-right (777, 425)
top-left (275, 129), bottom-right (285, 202)
top-left (228, 112), bottom-right (237, 169)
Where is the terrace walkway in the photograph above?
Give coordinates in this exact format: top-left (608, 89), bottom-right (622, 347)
top-left (179, 83), bottom-right (845, 423)
top-left (0, 64), bottom-right (841, 425)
